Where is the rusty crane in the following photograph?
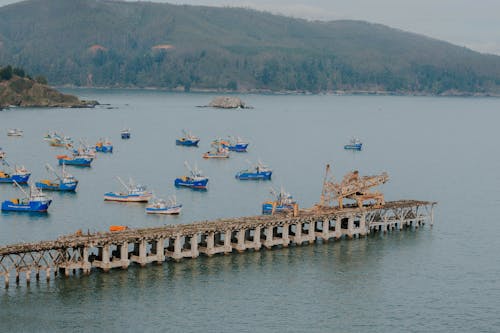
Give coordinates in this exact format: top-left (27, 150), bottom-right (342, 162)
top-left (319, 164), bottom-right (389, 210)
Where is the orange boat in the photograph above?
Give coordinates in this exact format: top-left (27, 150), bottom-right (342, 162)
top-left (109, 225), bottom-right (128, 232)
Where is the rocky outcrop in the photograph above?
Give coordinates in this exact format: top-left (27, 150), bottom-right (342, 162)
top-left (0, 76), bottom-right (98, 109)
top-left (208, 96), bottom-right (246, 109)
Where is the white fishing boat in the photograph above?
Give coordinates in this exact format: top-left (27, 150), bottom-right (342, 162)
top-left (146, 195), bottom-right (182, 214)
top-left (7, 128), bottom-right (23, 137)
top-left (104, 177), bottom-right (152, 202)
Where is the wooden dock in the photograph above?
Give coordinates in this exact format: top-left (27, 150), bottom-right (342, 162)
top-left (0, 200), bottom-right (435, 288)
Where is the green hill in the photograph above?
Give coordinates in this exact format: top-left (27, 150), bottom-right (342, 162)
top-left (1, 0), bottom-right (499, 94)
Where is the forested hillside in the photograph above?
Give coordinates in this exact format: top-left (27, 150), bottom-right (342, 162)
top-left (1, 0), bottom-right (499, 94)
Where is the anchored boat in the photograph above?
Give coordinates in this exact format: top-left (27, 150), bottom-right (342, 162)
top-left (95, 138), bottom-right (113, 153)
top-left (57, 154), bottom-right (93, 167)
top-left (104, 177), bottom-right (152, 202)
top-left (7, 128), bottom-right (23, 137)
top-left (35, 164), bottom-right (78, 191)
top-left (262, 187), bottom-right (298, 216)
top-left (1, 181), bottom-right (52, 212)
top-left (0, 148), bottom-right (5, 159)
top-left (174, 161), bottom-right (209, 189)
top-left (217, 136), bottom-right (249, 152)
top-left (121, 128), bottom-right (131, 139)
top-left (176, 130), bottom-right (200, 146)
top-left (0, 160), bottom-right (31, 183)
top-left (235, 160), bottom-right (272, 180)
top-left (146, 195), bottom-right (182, 214)
top-left (344, 137), bottom-right (363, 150)
top-left (203, 142), bottom-right (229, 159)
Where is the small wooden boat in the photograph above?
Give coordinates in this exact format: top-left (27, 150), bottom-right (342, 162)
top-left (121, 128), bottom-right (131, 139)
top-left (174, 162), bottom-right (209, 189)
top-left (7, 129), bottom-right (23, 137)
top-left (344, 137), bottom-right (363, 150)
top-left (235, 160), bottom-right (272, 180)
top-left (262, 187), bottom-right (298, 216)
top-left (95, 138), bottom-right (113, 153)
top-left (203, 142), bottom-right (229, 159)
top-left (1, 181), bottom-right (52, 212)
top-left (146, 195), bottom-right (182, 214)
top-left (0, 160), bottom-right (31, 183)
top-left (104, 177), bottom-right (152, 202)
top-left (110, 225), bottom-right (128, 232)
top-left (176, 130), bottom-right (200, 146)
top-left (35, 164), bottom-right (78, 191)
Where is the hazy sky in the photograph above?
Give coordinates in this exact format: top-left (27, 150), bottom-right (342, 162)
top-left (1, 0), bottom-right (499, 55)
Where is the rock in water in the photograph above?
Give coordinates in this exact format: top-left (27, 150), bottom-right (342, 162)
top-left (208, 96), bottom-right (245, 109)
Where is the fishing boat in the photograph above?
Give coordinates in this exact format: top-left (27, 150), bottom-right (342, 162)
top-left (146, 195), bottom-right (182, 214)
top-left (203, 142), bottom-right (229, 159)
top-left (76, 140), bottom-right (97, 158)
top-left (7, 129), bottom-right (23, 137)
top-left (48, 134), bottom-right (73, 148)
top-left (1, 181), bottom-right (52, 212)
top-left (35, 164), bottom-right (78, 191)
top-left (217, 136), bottom-right (249, 152)
top-left (57, 148), bottom-right (94, 167)
top-left (0, 148), bottom-right (5, 159)
top-left (235, 160), bottom-right (272, 180)
top-left (0, 160), bottom-right (31, 183)
top-left (95, 138), bottom-right (113, 153)
top-left (344, 137), bottom-right (363, 150)
top-left (104, 177), bottom-right (152, 202)
top-left (176, 130), bottom-right (200, 146)
top-left (174, 162), bottom-right (209, 189)
top-left (121, 128), bottom-right (131, 139)
top-left (262, 187), bottom-right (298, 216)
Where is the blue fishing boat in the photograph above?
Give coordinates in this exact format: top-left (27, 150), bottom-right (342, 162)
top-left (1, 182), bottom-right (52, 212)
top-left (235, 160), bottom-right (272, 180)
top-left (217, 136), bottom-right (249, 152)
top-left (95, 138), bottom-right (113, 153)
top-left (176, 130), bottom-right (200, 146)
top-left (35, 164), bottom-right (78, 191)
top-left (174, 162), bottom-right (209, 189)
top-left (0, 160), bottom-right (31, 183)
top-left (57, 150), bottom-right (93, 167)
top-left (121, 128), bottom-right (131, 139)
top-left (104, 177), bottom-right (152, 202)
top-left (344, 137), bottom-right (363, 150)
top-left (262, 187), bottom-right (298, 216)
top-left (146, 195), bottom-right (182, 214)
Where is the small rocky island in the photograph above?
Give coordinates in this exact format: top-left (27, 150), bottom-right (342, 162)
top-left (207, 96), bottom-right (248, 109)
top-left (0, 65), bottom-right (97, 109)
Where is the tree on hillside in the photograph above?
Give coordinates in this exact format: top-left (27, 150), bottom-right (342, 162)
top-left (13, 67), bottom-right (25, 77)
top-left (0, 65), bottom-right (13, 81)
top-left (35, 75), bottom-right (48, 85)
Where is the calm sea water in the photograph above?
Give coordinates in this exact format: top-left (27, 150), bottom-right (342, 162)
top-left (1, 90), bottom-right (499, 332)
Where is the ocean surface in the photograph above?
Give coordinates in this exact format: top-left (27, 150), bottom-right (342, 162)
top-left (1, 90), bottom-right (499, 332)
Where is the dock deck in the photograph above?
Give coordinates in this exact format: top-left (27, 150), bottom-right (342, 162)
top-left (0, 200), bottom-right (435, 288)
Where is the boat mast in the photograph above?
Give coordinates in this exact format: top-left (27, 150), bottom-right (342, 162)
top-left (12, 180), bottom-right (30, 199)
top-left (116, 176), bottom-right (131, 191)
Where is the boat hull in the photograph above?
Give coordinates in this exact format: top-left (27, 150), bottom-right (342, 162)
top-left (174, 178), bottom-right (208, 189)
top-left (104, 192), bottom-right (152, 202)
top-left (203, 153), bottom-right (229, 159)
top-left (35, 180), bottom-right (78, 191)
top-left (58, 157), bottom-right (93, 166)
top-left (176, 139), bottom-right (199, 146)
top-left (235, 171), bottom-right (272, 180)
top-left (0, 173), bottom-right (31, 184)
top-left (225, 143), bottom-right (249, 152)
top-left (1, 199), bottom-right (52, 212)
top-left (146, 204), bottom-right (182, 215)
top-left (344, 144), bottom-right (362, 150)
top-left (121, 133), bottom-right (131, 139)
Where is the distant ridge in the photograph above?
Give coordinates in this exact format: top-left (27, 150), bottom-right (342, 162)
top-left (1, 0), bottom-right (499, 95)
